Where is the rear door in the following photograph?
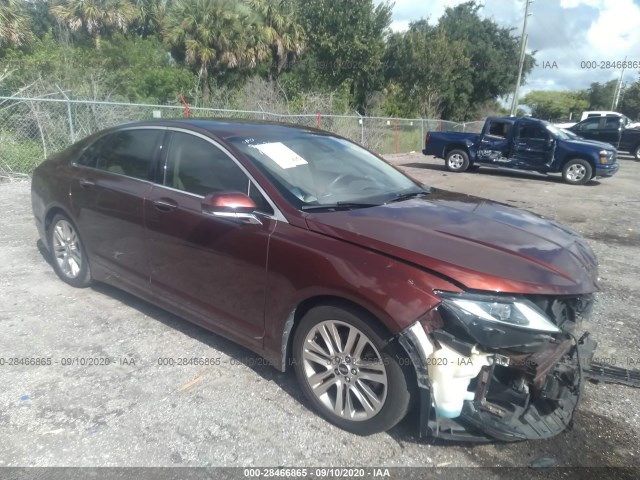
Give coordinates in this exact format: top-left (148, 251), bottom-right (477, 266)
top-left (510, 121), bottom-right (555, 168)
top-left (70, 128), bottom-right (165, 288)
top-left (144, 130), bottom-right (277, 348)
top-left (600, 116), bottom-right (623, 147)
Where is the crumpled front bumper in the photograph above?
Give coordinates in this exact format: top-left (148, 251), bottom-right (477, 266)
top-left (399, 322), bottom-right (597, 442)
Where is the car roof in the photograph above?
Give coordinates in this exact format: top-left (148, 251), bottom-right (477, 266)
top-left (112, 118), bottom-right (329, 140)
top-left (486, 116), bottom-right (518, 123)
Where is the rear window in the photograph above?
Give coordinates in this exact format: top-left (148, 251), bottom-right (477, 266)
top-left (76, 129), bottom-right (163, 181)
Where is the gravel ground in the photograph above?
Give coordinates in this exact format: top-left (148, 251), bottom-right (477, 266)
top-left (0, 153), bottom-right (639, 473)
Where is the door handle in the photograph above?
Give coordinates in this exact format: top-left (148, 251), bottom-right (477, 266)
top-left (152, 198), bottom-right (178, 212)
top-left (78, 178), bottom-right (95, 188)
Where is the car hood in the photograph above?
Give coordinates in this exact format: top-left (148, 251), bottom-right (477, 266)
top-left (305, 190), bottom-right (600, 295)
top-left (564, 138), bottom-right (615, 151)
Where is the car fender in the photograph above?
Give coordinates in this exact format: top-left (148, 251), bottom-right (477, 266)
top-left (261, 222), bottom-right (462, 371)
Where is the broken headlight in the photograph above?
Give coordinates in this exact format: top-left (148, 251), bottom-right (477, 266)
top-left (436, 292), bottom-right (560, 351)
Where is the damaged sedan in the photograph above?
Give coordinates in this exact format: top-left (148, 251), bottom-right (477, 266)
top-left (32, 120), bottom-right (602, 441)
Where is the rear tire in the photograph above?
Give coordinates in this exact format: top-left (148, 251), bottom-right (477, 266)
top-left (632, 144), bottom-right (640, 161)
top-left (445, 149), bottom-right (470, 172)
top-left (47, 214), bottom-right (92, 288)
top-left (562, 159), bottom-right (592, 185)
top-left (292, 305), bottom-right (413, 435)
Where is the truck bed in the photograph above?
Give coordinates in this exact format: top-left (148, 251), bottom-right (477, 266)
top-left (422, 131), bottom-right (480, 158)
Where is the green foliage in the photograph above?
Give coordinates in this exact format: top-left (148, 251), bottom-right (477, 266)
top-left (383, 21), bottom-right (471, 119)
top-left (522, 90), bottom-right (589, 120)
top-left (248, 0), bottom-right (306, 79)
top-left (50, 0), bottom-right (139, 49)
top-left (3, 33), bottom-right (195, 103)
top-left (0, 0), bottom-right (33, 49)
top-left (0, 0), bottom-right (553, 122)
top-left (0, 130), bottom-right (43, 174)
top-left (297, 0), bottom-right (392, 111)
top-left (437, 1), bottom-right (535, 119)
top-left (163, 0), bottom-right (264, 100)
top-left (587, 80), bottom-right (617, 110)
top-left (620, 77), bottom-right (640, 120)
top-left (24, 0), bottom-right (56, 39)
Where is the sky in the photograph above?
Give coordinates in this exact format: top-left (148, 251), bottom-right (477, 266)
top-left (383, 0), bottom-right (640, 100)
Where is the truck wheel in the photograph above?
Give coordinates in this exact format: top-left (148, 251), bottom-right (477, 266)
top-left (632, 144), bottom-right (640, 161)
top-left (562, 159), bottom-right (593, 185)
top-left (445, 150), bottom-right (470, 172)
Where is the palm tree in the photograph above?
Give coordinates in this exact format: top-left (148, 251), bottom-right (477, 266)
top-left (248, 0), bottom-right (305, 79)
top-left (164, 0), bottom-right (260, 99)
top-left (133, 0), bottom-right (171, 37)
top-left (50, 0), bottom-right (138, 49)
top-left (0, 0), bottom-right (32, 48)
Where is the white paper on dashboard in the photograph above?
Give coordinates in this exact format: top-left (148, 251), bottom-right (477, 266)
top-left (252, 142), bottom-right (308, 169)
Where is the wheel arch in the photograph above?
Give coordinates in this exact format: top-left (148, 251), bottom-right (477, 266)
top-left (43, 204), bottom-right (77, 250)
top-left (560, 154), bottom-right (596, 176)
top-left (279, 295), bottom-right (396, 373)
top-left (443, 144), bottom-right (470, 158)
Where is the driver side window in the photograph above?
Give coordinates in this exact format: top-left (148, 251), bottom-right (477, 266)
top-left (164, 132), bottom-right (273, 214)
top-left (578, 119), bottom-right (600, 131)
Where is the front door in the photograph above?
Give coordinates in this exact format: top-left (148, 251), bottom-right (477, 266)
top-left (144, 130), bottom-right (276, 347)
top-left (510, 122), bottom-right (555, 168)
top-left (572, 117), bottom-right (602, 142)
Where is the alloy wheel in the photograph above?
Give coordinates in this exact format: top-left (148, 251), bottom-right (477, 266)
top-left (301, 320), bottom-right (388, 421)
top-left (448, 154), bottom-right (465, 169)
top-left (52, 219), bottom-right (83, 279)
top-left (566, 164), bottom-right (586, 182)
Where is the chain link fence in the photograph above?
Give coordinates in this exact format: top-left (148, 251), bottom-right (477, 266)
top-left (0, 95), bottom-right (484, 179)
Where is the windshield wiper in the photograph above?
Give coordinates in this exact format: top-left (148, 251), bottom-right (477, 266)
top-left (301, 201), bottom-right (380, 211)
top-left (386, 189), bottom-right (431, 204)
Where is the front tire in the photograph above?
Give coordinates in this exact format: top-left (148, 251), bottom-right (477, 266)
top-left (562, 159), bottom-right (593, 185)
top-left (632, 144), bottom-right (640, 161)
top-left (445, 149), bottom-right (470, 172)
top-left (293, 305), bottom-right (413, 435)
top-left (47, 214), bottom-right (92, 288)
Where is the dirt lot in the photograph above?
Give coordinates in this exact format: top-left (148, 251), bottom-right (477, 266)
top-left (0, 153), bottom-right (639, 473)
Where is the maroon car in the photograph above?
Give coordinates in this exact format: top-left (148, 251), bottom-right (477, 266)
top-left (31, 120), bottom-right (599, 441)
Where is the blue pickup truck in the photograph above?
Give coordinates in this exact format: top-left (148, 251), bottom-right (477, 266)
top-left (422, 116), bottom-right (619, 185)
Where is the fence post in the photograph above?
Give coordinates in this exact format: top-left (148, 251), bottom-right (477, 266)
top-left (179, 95), bottom-right (190, 118)
top-left (56, 85), bottom-right (75, 143)
top-left (421, 118), bottom-right (424, 146)
top-left (395, 115), bottom-right (399, 154)
top-left (356, 112), bottom-right (364, 146)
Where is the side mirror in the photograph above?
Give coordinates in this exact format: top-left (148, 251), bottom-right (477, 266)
top-left (201, 192), bottom-right (261, 225)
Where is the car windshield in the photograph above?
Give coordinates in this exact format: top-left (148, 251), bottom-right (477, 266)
top-left (228, 132), bottom-right (424, 209)
top-left (546, 124), bottom-right (571, 140)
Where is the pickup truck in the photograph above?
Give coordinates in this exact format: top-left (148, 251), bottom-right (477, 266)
top-left (568, 116), bottom-right (640, 160)
top-left (423, 116), bottom-right (619, 185)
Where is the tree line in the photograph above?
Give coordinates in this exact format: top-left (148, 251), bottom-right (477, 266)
top-left (0, 0), bottom-right (536, 120)
top-left (523, 80), bottom-right (640, 122)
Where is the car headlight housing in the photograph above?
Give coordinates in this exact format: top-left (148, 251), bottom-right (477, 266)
top-left (599, 149), bottom-right (614, 164)
top-left (436, 292), bottom-right (561, 351)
